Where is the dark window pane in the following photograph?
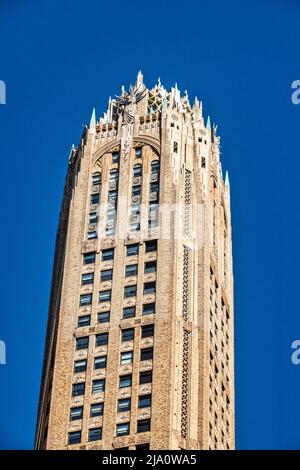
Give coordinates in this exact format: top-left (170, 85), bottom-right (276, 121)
top-left (91, 193), bottom-right (100, 204)
top-left (144, 282), bottom-right (156, 295)
top-left (74, 359), bottom-right (87, 373)
top-left (96, 333), bottom-right (109, 347)
top-left (124, 285), bottom-right (136, 298)
top-left (138, 395), bottom-right (151, 408)
top-left (97, 311), bottom-right (110, 323)
top-left (145, 240), bottom-right (157, 253)
top-left (116, 423), bottom-right (130, 436)
top-left (125, 264), bottom-right (138, 277)
top-left (76, 336), bottom-right (89, 350)
top-left (83, 252), bottom-right (95, 264)
top-left (94, 356), bottom-right (107, 369)
top-left (143, 303), bottom-right (155, 315)
top-left (137, 419), bottom-right (151, 433)
top-left (72, 382), bottom-right (85, 396)
top-left (121, 328), bottom-right (134, 342)
top-left (77, 315), bottom-right (91, 327)
top-left (141, 347), bottom-right (153, 361)
top-left (144, 261), bottom-right (156, 274)
top-left (101, 269), bottom-right (113, 281)
top-left (90, 403), bottom-right (103, 417)
top-left (68, 431), bottom-right (81, 445)
top-left (82, 273), bottom-right (94, 285)
top-left (118, 398), bottom-right (131, 412)
top-left (139, 371), bottom-right (152, 384)
top-left (80, 293), bottom-right (92, 306)
top-left (92, 379), bottom-right (105, 393)
top-left (123, 307), bottom-right (135, 319)
top-left (126, 244), bottom-right (139, 256)
top-left (141, 324), bottom-right (154, 338)
top-left (102, 249), bottom-right (114, 261)
top-left (70, 406), bottom-right (83, 421)
top-left (99, 290), bottom-right (111, 302)
top-left (88, 427), bottom-right (102, 442)
top-left (119, 374), bottom-right (132, 388)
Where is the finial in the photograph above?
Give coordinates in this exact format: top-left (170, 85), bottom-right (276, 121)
top-left (206, 115), bottom-right (211, 130)
top-left (136, 70), bottom-right (143, 87)
top-left (225, 171), bottom-right (230, 188)
top-left (90, 107), bottom-right (96, 128)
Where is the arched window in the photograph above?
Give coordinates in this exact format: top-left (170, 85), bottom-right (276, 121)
top-left (133, 164), bottom-right (142, 177)
top-left (109, 168), bottom-right (119, 182)
top-left (92, 172), bottom-right (101, 185)
top-left (151, 160), bottom-right (160, 174)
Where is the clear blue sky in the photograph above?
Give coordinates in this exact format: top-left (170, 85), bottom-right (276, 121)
top-left (0, 0), bottom-right (300, 450)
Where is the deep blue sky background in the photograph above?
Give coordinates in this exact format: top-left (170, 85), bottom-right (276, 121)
top-left (0, 0), bottom-right (300, 450)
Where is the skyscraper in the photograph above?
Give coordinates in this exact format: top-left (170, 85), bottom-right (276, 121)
top-left (35, 72), bottom-right (234, 450)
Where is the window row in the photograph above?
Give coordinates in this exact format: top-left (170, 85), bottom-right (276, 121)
top-left (77, 302), bottom-right (155, 327)
top-left (70, 394), bottom-right (151, 422)
top-left (75, 325), bottom-right (154, 350)
top-left (79, 282), bottom-right (156, 306)
top-left (72, 370), bottom-right (152, 396)
top-left (74, 347), bottom-right (153, 372)
top-left (68, 418), bottom-right (150, 445)
top-left (83, 240), bottom-right (157, 264)
top-left (81, 260), bottom-right (156, 286)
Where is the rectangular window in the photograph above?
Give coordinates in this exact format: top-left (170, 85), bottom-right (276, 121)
top-left (145, 240), bottom-right (157, 253)
top-left (141, 347), bottom-right (153, 361)
top-left (132, 185), bottom-right (141, 196)
top-left (90, 403), bottom-right (103, 417)
top-left (70, 406), bottom-right (83, 421)
top-left (143, 303), bottom-right (155, 316)
top-left (88, 427), bottom-right (102, 442)
top-left (136, 444), bottom-right (150, 450)
top-left (76, 336), bottom-right (89, 350)
top-left (118, 398), bottom-right (131, 412)
top-left (138, 395), bottom-right (151, 408)
top-left (91, 193), bottom-right (100, 205)
top-left (77, 315), bottom-right (91, 327)
top-left (68, 431), bottom-right (81, 445)
top-left (141, 324), bottom-right (154, 338)
top-left (116, 423), bottom-right (130, 437)
top-left (119, 374), bottom-right (132, 388)
top-left (81, 273), bottom-right (94, 285)
top-left (102, 248), bottom-right (114, 261)
top-left (88, 231), bottom-right (97, 240)
top-left (137, 419), bottom-right (151, 433)
top-left (122, 328), bottom-right (134, 342)
top-left (94, 356), bottom-right (107, 369)
top-left (100, 269), bottom-right (113, 281)
top-left (144, 261), bottom-right (156, 274)
top-left (92, 174), bottom-right (101, 185)
top-left (74, 359), bottom-right (87, 373)
top-left (89, 212), bottom-right (98, 224)
top-left (121, 351), bottom-right (133, 365)
top-left (122, 306), bottom-right (136, 319)
top-left (83, 252), bottom-right (95, 264)
top-left (126, 244), bottom-right (139, 256)
top-left (80, 293), bottom-right (92, 306)
top-left (125, 264), bottom-right (138, 277)
top-left (92, 379), bottom-right (105, 393)
top-left (139, 371), bottom-right (152, 384)
top-left (72, 382), bottom-right (85, 397)
top-left (112, 151), bottom-right (120, 163)
top-left (99, 290), bottom-right (111, 303)
top-left (135, 147), bottom-right (142, 157)
top-left (108, 190), bottom-right (118, 201)
top-left (124, 285), bottom-right (137, 298)
top-left (97, 311), bottom-right (110, 323)
top-left (144, 282), bottom-right (156, 295)
top-left (96, 333), bottom-right (109, 347)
